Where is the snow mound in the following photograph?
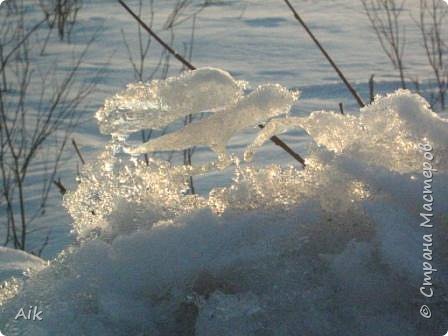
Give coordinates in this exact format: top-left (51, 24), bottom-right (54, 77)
top-left (0, 248), bottom-right (47, 308)
top-left (0, 248), bottom-right (47, 283)
top-left (1, 70), bottom-right (447, 335)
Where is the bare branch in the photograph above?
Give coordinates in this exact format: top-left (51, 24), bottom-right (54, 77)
top-left (360, 0), bottom-right (407, 89)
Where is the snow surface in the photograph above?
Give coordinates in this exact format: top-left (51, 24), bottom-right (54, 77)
top-left (1, 69), bottom-right (447, 335)
top-left (0, 248), bottom-right (47, 311)
top-left (1, 0), bottom-right (448, 334)
top-left (0, 248), bottom-right (46, 283)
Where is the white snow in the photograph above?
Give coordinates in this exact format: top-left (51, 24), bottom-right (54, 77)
top-left (0, 248), bottom-right (47, 309)
top-left (1, 69), bottom-right (447, 335)
top-left (1, 0), bottom-right (448, 334)
top-left (246, 90), bottom-right (448, 172)
top-left (0, 248), bottom-right (47, 283)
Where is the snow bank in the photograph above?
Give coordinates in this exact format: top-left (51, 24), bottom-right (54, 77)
top-left (0, 248), bottom-right (47, 283)
top-left (1, 69), bottom-right (447, 335)
top-left (0, 248), bottom-right (47, 310)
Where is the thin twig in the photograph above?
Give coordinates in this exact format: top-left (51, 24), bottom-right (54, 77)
top-left (369, 74), bottom-right (375, 103)
top-left (282, 0), bottom-right (365, 108)
top-left (53, 178), bottom-right (67, 195)
top-left (339, 102), bottom-right (344, 115)
top-left (0, 19), bottom-right (47, 74)
top-left (71, 138), bottom-right (85, 165)
top-left (118, 0), bottom-right (195, 70)
top-left (361, 0), bottom-right (407, 90)
top-left (118, 0), bottom-right (306, 167)
top-left (36, 229), bottom-right (52, 257)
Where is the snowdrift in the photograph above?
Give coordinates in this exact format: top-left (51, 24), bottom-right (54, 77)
top-left (0, 248), bottom-right (46, 284)
top-left (1, 68), bottom-right (447, 335)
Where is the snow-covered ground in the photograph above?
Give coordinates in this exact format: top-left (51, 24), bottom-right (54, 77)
top-left (1, 0), bottom-right (447, 335)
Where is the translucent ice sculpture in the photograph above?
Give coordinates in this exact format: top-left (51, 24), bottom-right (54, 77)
top-left (125, 84), bottom-right (299, 170)
top-left (96, 67), bottom-right (247, 136)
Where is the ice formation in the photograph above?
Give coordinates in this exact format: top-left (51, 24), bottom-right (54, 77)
top-left (63, 142), bottom-right (207, 239)
top-left (125, 83), bottom-right (299, 170)
top-left (99, 66), bottom-right (298, 171)
top-left (1, 69), bottom-right (447, 335)
top-left (96, 67), bottom-right (246, 136)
